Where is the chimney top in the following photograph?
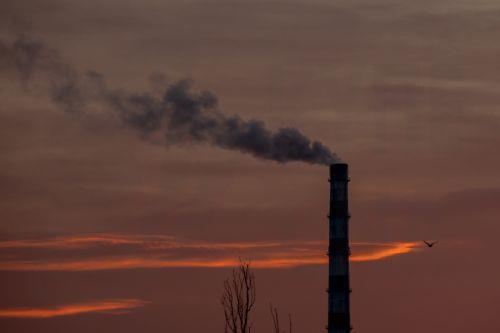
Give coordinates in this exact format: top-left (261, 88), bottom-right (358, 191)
top-left (330, 163), bottom-right (348, 180)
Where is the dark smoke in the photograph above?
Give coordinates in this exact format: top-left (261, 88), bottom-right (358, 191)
top-left (0, 35), bottom-right (85, 112)
top-left (0, 35), bottom-right (339, 165)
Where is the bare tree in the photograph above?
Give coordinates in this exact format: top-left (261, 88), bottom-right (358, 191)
top-left (269, 303), bottom-right (292, 333)
top-left (221, 260), bottom-right (256, 333)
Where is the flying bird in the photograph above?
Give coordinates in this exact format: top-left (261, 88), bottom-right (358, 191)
top-left (423, 240), bottom-right (438, 248)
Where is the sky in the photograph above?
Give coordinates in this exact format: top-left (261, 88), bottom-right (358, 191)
top-left (1, 0), bottom-right (500, 332)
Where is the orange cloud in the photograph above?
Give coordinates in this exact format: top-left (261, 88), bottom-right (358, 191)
top-left (0, 234), bottom-right (173, 249)
top-left (0, 299), bottom-right (148, 319)
top-left (0, 237), bottom-right (421, 271)
top-left (0, 234), bottom-right (281, 251)
top-left (351, 241), bottom-right (421, 262)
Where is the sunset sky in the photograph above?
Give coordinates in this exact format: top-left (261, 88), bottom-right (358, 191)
top-left (1, 0), bottom-right (500, 332)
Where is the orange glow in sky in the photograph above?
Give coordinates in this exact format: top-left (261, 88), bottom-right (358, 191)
top-left (0, 235), bottom-right (421, 271)
top-left (0, 299), bottom-right (148, 318)
top-left (350, 241), bottom-right (421, 262)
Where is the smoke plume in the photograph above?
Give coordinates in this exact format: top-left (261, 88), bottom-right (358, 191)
top-left (0, 35), bottom-right (339, 165)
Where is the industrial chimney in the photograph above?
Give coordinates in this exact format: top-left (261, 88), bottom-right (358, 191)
top-left (328, 163), bottom-right (351, 333)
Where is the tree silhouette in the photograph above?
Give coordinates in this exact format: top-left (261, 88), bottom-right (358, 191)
top-left (221, 260), bottom-right (256, 333)
top-left (269, 303), bottom-right (292, 333)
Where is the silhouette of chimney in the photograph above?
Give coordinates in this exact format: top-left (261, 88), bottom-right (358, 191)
top-left (327, 163), bottom-right (351, 333)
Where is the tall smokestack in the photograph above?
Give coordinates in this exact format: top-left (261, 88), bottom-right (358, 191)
top-left (328, 163), bottom-right (351, 333)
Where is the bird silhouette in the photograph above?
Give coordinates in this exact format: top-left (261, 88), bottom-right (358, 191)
top-left (423, 240), bottom-right (438, 247)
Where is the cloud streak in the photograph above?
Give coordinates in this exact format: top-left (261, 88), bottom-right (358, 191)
top-left (0, 299), bottom-right (148, 319)
top-left (349, 241), bottom-right (420, 262)
top-left (0, 235), bottom-right (420, 271)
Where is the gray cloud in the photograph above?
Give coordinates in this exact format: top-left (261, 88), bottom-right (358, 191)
top-left (0, 35), bottom-right (338, 165)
